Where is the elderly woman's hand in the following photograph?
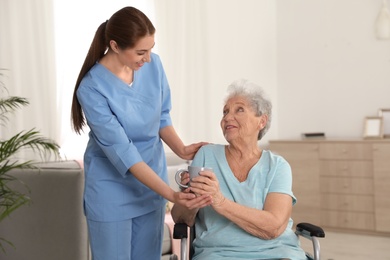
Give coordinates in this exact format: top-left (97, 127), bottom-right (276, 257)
top-left (179, 172), bottom-right (191, 189)
top-left (190, 170), bottom-right (226, 208)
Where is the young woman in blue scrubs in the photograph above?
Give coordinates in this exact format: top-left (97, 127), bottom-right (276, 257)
top-left (70, 7), bottom-right (212, 260)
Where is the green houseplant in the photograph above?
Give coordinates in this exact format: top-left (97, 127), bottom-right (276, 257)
top-left (0, 69), bottom-right (60, 252)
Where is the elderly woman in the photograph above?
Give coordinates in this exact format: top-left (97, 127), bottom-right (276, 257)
top-left (171, 79), bottom-right (307, 259)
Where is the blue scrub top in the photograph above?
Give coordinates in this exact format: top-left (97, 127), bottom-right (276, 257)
top-left (77, 53), bottom-right (172, 222)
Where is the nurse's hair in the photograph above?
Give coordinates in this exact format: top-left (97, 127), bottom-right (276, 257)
top-left (224, 79), bottom-right (272, 140)
top-left (71, 7), bottom-right (155, 134)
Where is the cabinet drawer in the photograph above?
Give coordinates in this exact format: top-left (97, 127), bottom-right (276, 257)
top-left (321, 210), bottom-right (375, 230)
top-left (319, 143), bottom-right (372, 160)
top-left (319, 160), bottom-right (373, 177)
top-left (373, 144), bottom-right (390, 171)
top-left (320, 176), bottom-right (374, 195)
top-left (270, 143), bottom-right (319, 161)
top-left (373, 143), bottom-right (390, 232)
top-left (321, 194), bottom-right (374, 212)
top-left (373, 143), bottom-right (390, 160)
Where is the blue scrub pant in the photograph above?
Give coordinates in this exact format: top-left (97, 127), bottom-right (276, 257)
top-left (87, 207), bottom-right (165, 260)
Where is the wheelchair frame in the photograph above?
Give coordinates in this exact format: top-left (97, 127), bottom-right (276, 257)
top-left (171, 222), bottom-right (325, 260)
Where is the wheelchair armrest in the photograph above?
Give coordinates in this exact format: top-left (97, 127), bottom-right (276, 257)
top-left (173, 223), bottom-right (191, 260)
top-left (296, 223), bottom-right (325, 260)
top-left (173, 222), bottom-right (188, 239)
top-left (295, 222), bottom-right (325, 239)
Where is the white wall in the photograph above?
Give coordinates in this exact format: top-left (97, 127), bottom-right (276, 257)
top-left (276, 1), bottom-right (390, 140)
top-left (158, 0), bottom-right (390, 150)
top-left (204, 0), bottom-right (278, 146)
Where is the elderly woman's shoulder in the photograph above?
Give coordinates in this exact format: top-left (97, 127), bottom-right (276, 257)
top-left (265, 149), bottom-right (283, 157)
top-left (201, 143), bottom-right (222, 148)
top-left (264, 149), bottom-right (290, 165)
top-left (198, 143), bottom-right (224, 153)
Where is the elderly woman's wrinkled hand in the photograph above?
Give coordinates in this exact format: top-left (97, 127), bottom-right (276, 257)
top-left (179, 172), bottom-right (190, 190)
top-left (190, 170), bottom-right (225, 208)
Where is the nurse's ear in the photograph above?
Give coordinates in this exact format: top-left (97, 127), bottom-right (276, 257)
top-left (109, 40), bottom-right (120, 54)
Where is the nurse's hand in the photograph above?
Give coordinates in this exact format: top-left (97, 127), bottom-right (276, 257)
top-left (180, 142), bottom-right (209, 160)
top-left (173, 189), bottom-right (212, 210)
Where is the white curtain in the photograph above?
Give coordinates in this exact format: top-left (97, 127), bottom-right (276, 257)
top-left (0, 0), bottom-right (58, 160)
top-left (0, 0), bottom-right (155, 161)
top-left (154, 0), bottom-right (216, 147)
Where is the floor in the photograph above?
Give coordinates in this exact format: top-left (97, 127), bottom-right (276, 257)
top-left (300, 230), bottom-right (390, 260)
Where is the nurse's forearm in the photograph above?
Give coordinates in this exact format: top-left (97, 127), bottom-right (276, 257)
top-left (129, 162), bottom-right (175, 202)
top-left (159, 126), bottom-right (185, 157)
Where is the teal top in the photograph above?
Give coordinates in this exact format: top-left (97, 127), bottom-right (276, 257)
top-left (191, 144), bottom-right (307, 260)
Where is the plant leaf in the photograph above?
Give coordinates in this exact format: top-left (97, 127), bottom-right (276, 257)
top-left (0, 85), bottom-right (61, 253)
top-left (0, 96), bottom-right (29, 126)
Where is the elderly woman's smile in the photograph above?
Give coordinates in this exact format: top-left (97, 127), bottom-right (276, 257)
top-left (221, 96), bottom-right (262, 143)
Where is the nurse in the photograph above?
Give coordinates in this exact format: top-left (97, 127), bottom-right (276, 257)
top-left (70, 6), bottom-right (212, 260)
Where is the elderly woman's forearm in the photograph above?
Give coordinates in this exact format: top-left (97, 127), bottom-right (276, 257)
top-left (171, 204), bottom-right (198, 226)
top-left (212, 199), bottom-right (287, 239)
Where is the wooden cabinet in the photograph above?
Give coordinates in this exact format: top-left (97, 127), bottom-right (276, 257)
top-left (269, 139), bottom-right (390, 235)
top-left (372, 143), bottom-right (390, 232)
top-left (318, 142), bottom-right (375, 231)
top-left (269, 142), bottom-right (321, 225)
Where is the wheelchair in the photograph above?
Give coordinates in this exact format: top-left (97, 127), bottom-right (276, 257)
top-left (171, 221), bottom-right (325, 260)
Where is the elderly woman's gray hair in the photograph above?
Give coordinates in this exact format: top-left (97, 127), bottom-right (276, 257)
top-left (224, 79), bottom-right (272, 140)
